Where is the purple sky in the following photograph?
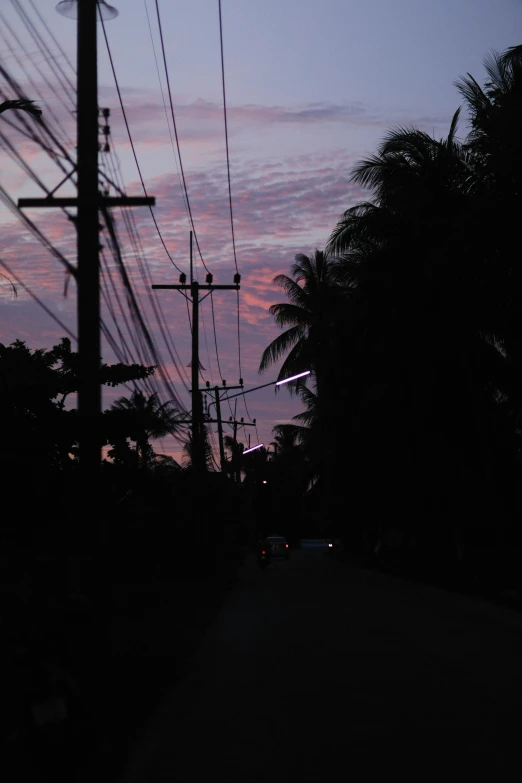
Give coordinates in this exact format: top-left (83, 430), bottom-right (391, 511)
top-left (0, 0), bottom-right (520, 461)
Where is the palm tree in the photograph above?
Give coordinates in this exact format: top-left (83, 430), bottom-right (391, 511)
top-left (223, 434), bottom-right (245, 481)
top-left (269, 423), bottom-right (303, 454)
top-left (455, 47), bottom-right (522, 371)
top-left (181, 426), bottom-right (215, 471)
top-left (107, 390), bottom-right (181, 464)
top-left (258, 250), bottom-right (343, 396)
top-left (325, 108), bottom-right (514, 556)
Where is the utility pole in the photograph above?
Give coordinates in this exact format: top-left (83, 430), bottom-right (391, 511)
top-left (176, 380), bottom-right (256, 479)
top-left (152, 236), bottom-right (241, 477)
top-left (200, 381), bottom-right (246, 472)
top-left (214, 385), bottom-right (226, 471)
top-left (19, 0), bottom-right (155, 707)
top-left (76, 0), bottom-right (100, 478)
top-left (20, 0), bottom-right (154, 480)
top-left (189, 233), bottom-right (204, 473)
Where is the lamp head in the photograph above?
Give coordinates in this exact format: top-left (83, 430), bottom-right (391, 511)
top-left (56, 1), bottom-right (118, 20)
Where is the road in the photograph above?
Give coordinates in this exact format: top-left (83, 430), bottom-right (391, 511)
top-left (120, 541), bottom-right (522, 780)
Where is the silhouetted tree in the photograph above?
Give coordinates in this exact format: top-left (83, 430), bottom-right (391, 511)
top-left (107, 390), bottom-right (181, 465)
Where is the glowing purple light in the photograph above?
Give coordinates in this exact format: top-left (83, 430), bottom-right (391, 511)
top-left (275, 370), bottom-right (311, 386)
top-left (243, 443), bottom-right (264, 455)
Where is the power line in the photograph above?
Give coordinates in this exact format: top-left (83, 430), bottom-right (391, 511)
top-left (153, 0), bottom-right (210, 274)
top-left (0, 185), bottom-right (75, 278)
top-left (217, 0), bottom-right (238, 276)
top-left (9, 0), bottom-right (76, 108)
top-left (100, 206), bottom-right (187, 414)
top-left (0, 256), bottom-right (76, 339)
top-left (0, 10), bottom-right (74, 149)
top-left (26, 0), bottom-right (76, 77)
top-left (99, 13), bottom-right (184, 275)
top-left (143, 0), bottom-right (192, 251)
top-left (103, 143), bottom-right (192, 393)
top-left (216, 1), bottom-right (254, 430)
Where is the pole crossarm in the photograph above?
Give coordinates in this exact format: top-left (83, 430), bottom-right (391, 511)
top-left (222, 380), bottom-right (278, 400)
top-left (175, 418), bottom-right (255, 426)
top-left (152, 284), bottom-right (239, 291)
top-left (18, 196), bottom-right (155, 208)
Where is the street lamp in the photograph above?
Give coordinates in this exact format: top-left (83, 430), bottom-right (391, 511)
top-left (56, 0), bottom-right (118, 19)
top-left (205, 370), bottom-right (311, 472)
top-left (223, 370), bottom-right (311, 402)
top-left (275, 370), bottom-right (311, 386)
top-left (243, 443), bottom-right (264, 455)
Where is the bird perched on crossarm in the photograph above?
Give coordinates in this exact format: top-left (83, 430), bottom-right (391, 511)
top-left (0, 99), bottom-right (42, 117)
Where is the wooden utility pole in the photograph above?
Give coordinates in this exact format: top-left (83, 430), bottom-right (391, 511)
top-left (19, 0), bottom-right (154, 480)
top-left (152, 238), bottom-right (240, 477)
top-left (200, 381), bottom-right (247, 472)
top-left (76, 0), bottom-right (100, 477)
top-left (214, 385), bottom-right (226, 471)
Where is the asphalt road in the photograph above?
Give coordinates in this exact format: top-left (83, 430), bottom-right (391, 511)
top-left (121, 541), bottom-right (522, 781)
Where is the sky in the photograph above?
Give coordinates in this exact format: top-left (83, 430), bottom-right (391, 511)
top-left (0, 0), bottom-right (521, 462)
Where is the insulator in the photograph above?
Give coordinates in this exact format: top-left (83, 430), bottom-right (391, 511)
top-left (239, 378), bottom-right (243, 386)
top-left (206, 272), bottom-right (213, 284)
top-left (233, 273), bottom-right (241, 284)
top-left (222, 379), bottom-right (226, 386)
top-left (179, 273), bottom-right (187, 284)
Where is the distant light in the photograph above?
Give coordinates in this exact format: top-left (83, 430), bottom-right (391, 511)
top-left (262, 480), bottom-right (267, 484)
top-left (243, 443), bottom-right (264, 455)
top-left (275, 370), bottom-right (311, 386)
top-left (56, 1), bottom-right (119, 20)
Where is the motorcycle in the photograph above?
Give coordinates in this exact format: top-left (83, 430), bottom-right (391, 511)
top-left (256, 545), bottom-right (271, 569)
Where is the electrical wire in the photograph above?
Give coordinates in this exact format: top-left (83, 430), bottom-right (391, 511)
top-left (99, 14), bottom-right (184, 275)
top-left (143, 0), bottom-right (192, 256)
top-left (0, 257), bottom-right (76, 339)
top-left (0, 11), bottom-right (74, 149)
top-left (215, 1), bottom-right (256, 433)
top-left (103, 142), bottom-right (191, 392)
top-left (0, 17), bottom-right (188, 440)
top-left (26, 0), bottom-right (76, 77)
top-left (0, 185), bottom-right (76, 277)
top-left (153, 0), bottom-right (210, 274)
top-left (101, 206), bottom-right (188, 421)
top-left (217, 0), bottom-right (238, 277)
top-left (144, 0), bottom-right (241, 454)
top-left (144, 0), bottom-right (228, 444)
top-left (9, 0), bottom-right (76, 103)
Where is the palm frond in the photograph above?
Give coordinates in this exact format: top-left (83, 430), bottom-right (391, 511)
top-left (0, 99), bottom-right (42, 117)
top-left (258, 324), bottom-right (306, 373)
top-left (275, 339), bottom-right (309, 389)
top-left (268, 303), bottom-right (312, 328)
top-left (447, 107), bottom-right (461, 146)
top-left (454, 72), bottom-right (490, 115)
top-left (272, 274), bottom-right (309, 308)
top-left (500, 45), bottom-right (522, 67)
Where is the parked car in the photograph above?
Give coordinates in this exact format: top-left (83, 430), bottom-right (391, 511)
top-left (266, 536), bottom-right (290, 559)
